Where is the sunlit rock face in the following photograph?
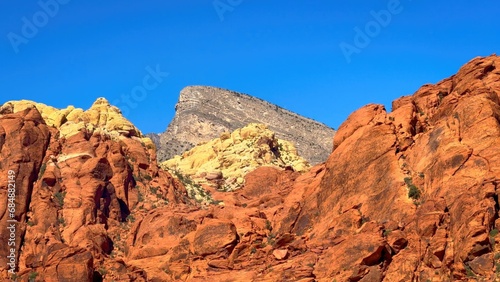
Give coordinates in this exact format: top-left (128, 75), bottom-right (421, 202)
top-left (2, 55), bottom-right (500, 281)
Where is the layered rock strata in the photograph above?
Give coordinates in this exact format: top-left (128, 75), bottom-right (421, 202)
top-left (149, 86), bottom-right (336, 165)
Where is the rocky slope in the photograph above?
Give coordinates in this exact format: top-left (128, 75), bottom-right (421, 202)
top-left (148, 86), bottom-right (336, 165)
top-left (1, 55), bottom-right (500, 281)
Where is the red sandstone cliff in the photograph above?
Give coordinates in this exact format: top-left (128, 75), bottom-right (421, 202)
top-left (1, 55), bottom-right (500, 281)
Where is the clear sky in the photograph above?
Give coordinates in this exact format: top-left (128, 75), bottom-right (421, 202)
top-left (1, 1), bottom-right (499, 134)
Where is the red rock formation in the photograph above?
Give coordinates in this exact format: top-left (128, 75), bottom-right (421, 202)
top-left (1, 55), bottom-right (500, 281)
top-left (0, 105), bottom-right (189, 281)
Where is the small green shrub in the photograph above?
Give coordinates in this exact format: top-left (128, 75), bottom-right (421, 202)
top-left (38, 163), bottom-right (47, 180)
top-left (265, 220), bottom-right (272, 231)
top-left (408, 185), bottom-right (421, 200)
top-left (126, 214), bottom-right (135, 223)
top-left (491, 229), bottom-right (499, 237)
top-left (383, 229), bottom-right (392, 237)
top-left (58, 217), bottom-right (66, 227)
top-left (267, 233), bottom-right (276, 246)
top-left (465, 265), bottom-right (476, 277)
top-left (404, 177), bottom-right (421, 200)
top-left (150, 186), bottom-right (158, 194)
top-left (361, 216), bottom-right (369, 225)
top-left (54, 191), bottom-right (66, 206)
top-left (28, 271), bottom-right (38, 282)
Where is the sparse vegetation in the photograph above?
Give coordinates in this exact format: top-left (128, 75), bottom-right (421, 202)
top-left (54, 191), bottom-right (66, 206)
top-left (98, 267), bottom-right (107, 276)
top-left (171, 169), bottom-right (216, 204)
top-left (58, 217), bottom-right (66, 227)
top-left (438, 91), bottom-right (446, 102)
top-left (404, 177), bottom-right (421, 200)
top-left (383, 229), bottom-right (392, 237)
top-left (126, 214), bottom-right (135, 223)
top-left (465, 264), bottom-right (476, 278)
top-left (360, 216), bottom-right (369, 225)
top-left (490, 229), bottom-right (498, 248)
top-left (28, 271), bottom-right (38, 282)
top-left (267, 233), bottom-right (276, 246)
top-left (408, 185), bottom-right (421, 200)
top-left (491, 229), bottom-right (499, 237)
top-left (38, 163), bottom-right (47, 180)
top-left (278, 142), bottom-right (284, 151)
top-left (150, 186), bottom-right (158, 194)
top-left (27, 220), bottom-right (35, 227)
top-left (265, 220), bottom-right (272, 231)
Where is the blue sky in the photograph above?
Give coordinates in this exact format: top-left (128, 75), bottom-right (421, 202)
top-left (1, 1), bottom-right (499, 134)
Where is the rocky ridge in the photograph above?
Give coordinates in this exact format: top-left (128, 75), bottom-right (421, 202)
top-left (0, 98), bottom-right (147, 142)
top-left (1, 55), bottom-right (500, 281)
top-left (149, 86), bottom-right (336, 165)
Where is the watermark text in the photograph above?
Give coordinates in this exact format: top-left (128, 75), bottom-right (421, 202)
top-left (339, 0), bottom-right (406, 63)
top-left (6, 170), bottom-right (17, 274)
top-left (213, 0), bottom-right (243, 21)
top-left (112, 65), bottom-right (169, 117)
top-left (7, 0), bottom-right (71, 53)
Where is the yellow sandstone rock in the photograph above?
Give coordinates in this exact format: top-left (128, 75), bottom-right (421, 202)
top-left (161, 123), bottom-right (310, 191)
top-left (2, 98), bottom-right (152, 145)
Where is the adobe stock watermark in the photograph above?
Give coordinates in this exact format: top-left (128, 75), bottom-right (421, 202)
top-left (7, 0), bottom-right (71, 54)
top-left (6, 170), bottom-right (17, 275)
top-left (339, 0), bottom-right (409, 63)
top-left (213, 0), bottom-right (243, 21)
top-left (112, 65), bottom-right (169, 117)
